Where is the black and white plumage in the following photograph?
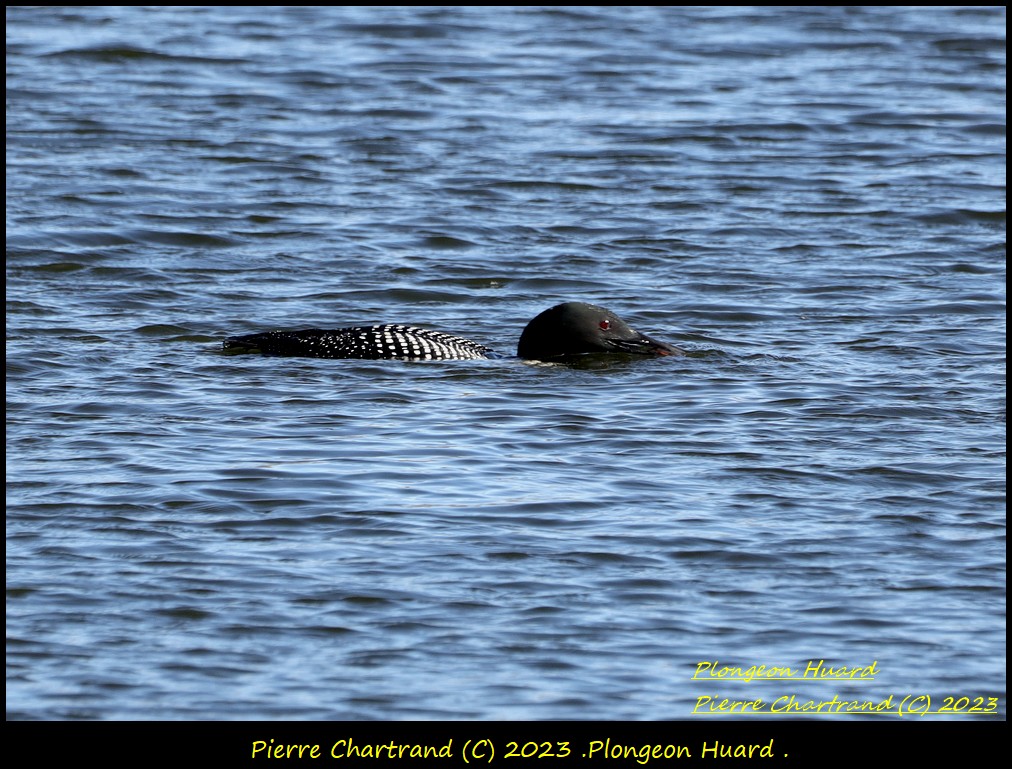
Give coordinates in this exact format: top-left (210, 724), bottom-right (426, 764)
top-left (223, 302), bottom-right (681, 362)
top-left (223, 324), bottom-right (496, 360)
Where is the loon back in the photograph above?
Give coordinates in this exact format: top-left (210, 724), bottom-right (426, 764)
top-left (223, 302), bottom-right (681, 361)
top-left (223, 324), bottom-right (496, 360)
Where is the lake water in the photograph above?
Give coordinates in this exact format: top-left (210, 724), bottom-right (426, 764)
top-left (6, 6), bottom-right (1005, 720)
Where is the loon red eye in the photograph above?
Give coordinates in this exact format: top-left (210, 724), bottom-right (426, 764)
top-left (599, 319), bottom-right (610, 330)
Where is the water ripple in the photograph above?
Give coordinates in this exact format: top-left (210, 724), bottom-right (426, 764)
top-left (6, 4), bottom-right (1005, 721)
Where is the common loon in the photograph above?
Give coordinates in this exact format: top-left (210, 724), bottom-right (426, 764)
top-left (223, 302), bottom-right (681, 361)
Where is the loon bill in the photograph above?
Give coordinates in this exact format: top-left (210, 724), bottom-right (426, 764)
top-left (223, 302), bottom-right (682, 362)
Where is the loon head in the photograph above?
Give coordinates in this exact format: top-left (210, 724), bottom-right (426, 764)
top-left (516, 302), bottom-right (682, 361)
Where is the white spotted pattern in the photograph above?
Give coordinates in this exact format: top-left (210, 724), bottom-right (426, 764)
top-left (224, 324), bottom-right (497, 360)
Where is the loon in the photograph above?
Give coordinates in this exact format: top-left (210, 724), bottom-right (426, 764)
top-left (223, 302), bottom-right (681, 362)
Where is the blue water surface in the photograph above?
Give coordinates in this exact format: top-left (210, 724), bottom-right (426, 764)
top-left (6, 5), bottom-right (1005, 720)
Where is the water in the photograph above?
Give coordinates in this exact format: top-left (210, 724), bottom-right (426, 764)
top-left (6, 6), bottom-right (1005, 720)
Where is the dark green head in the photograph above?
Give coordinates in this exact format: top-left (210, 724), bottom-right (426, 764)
top-left (516, 302), bottom-right (681, 361)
